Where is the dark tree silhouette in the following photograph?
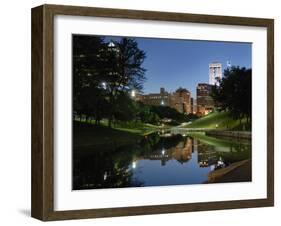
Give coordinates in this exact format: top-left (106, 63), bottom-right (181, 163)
top-left (72, 35), bottom-right (107, 122)
top-left (72, 36), bottom-right (147, 127)
top-left (102, 38), bottom-right (147, 127)
top-left (212, 66), bottom-right (252, 125)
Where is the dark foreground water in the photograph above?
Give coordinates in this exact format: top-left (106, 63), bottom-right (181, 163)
top-left (73, 132), bottom-right (251, 190)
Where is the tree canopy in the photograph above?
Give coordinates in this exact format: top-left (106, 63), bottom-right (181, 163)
top-left (72, 35), bottom-right (147, 127)
top-left (211, 66), bottom-right (252, 122)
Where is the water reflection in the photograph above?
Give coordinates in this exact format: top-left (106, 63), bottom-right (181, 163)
top-left (73, 132), bottom-right (251, 190)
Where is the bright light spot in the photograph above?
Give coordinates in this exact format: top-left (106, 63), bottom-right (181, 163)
top-left (161, 100), bottom-right (164, 105)
top-left (108, 41), bottom-right (115, 47)
top-left (132, 161), bottom-right (137, 169)
top-left (161, 149), bottom-right (165, 155)
top-left (103, 171), bottom-right (107, 180)
top-left (101, 82), bottom-right (107, 89)
top-left (131, 90), bottom-right (136, 97)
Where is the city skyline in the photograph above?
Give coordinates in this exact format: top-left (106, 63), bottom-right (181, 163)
top-left (127, 37), bottom-right (251, 98)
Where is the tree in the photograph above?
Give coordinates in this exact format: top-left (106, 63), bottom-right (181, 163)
top-left (72, 36), bottom-right (147, 127)
top-left (211, 66), bottom-right (252, 125)
top-left (72, 35), bottom-right (106, 121)
top-left (114, 92), bottom-right (138, 123)
top-left (102, 38), bottom-right (147, 127)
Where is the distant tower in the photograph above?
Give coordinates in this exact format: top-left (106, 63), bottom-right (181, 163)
top-left (209, 62), bottom-right (222, 86)
top-left (227, 60), bottom-right (232, 68)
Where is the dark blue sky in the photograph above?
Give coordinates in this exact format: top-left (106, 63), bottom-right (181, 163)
top-left (108, 36), bottom-right (252, 98)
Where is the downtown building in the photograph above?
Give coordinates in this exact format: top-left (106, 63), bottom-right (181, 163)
top-left (195, 62), bottom-right (222, 116)
top-left (190, 98), bottom-right (197, 114)
top-left (170, 88), bottom-right (192, 114)
top-left (140, 87), bottom-right (170, 106)
top-left (139, 87), bottom-right (193, 115)
top-left (196, 83), bottom-right (214, 116)
top-left (209, 62), bottom-right (222, 86)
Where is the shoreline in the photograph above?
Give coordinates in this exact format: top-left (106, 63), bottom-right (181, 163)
top-left (207, 159), bottom-right (252, 183)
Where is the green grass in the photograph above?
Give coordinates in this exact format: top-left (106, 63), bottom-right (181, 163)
top-left (112, 121), bottom-right (160, 135)
top-left (75, 118), bottom-right (161, 135)
top-left (73, 121), bottom-right (142, 149)
top-left (184, 111), bottom-right (250, 130)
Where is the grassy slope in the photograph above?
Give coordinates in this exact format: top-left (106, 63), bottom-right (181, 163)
top-left (112, 121), bottom-right (160, 136)
top-left (185, 111), bottom-right (248, 130)
top-left (73, 121), bottom-right (141, 148)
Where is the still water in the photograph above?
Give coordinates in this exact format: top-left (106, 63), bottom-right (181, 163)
top-left (73, 132), bottom-right (251, 190)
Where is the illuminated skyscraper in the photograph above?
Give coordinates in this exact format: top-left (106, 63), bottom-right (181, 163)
top-left (209, 62), bottom-right (222, 86)
top-left (227, 60), bottom-right (232, 68)
top-left (196, 83), bottom-right (214, 116)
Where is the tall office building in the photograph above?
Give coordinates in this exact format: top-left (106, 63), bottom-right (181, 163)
top-left (196, 83), bottom-right (214, 116)
top-left (209, 62), bottom-right (222, 86)
top-left (226, 60), bottom-right (232, 68)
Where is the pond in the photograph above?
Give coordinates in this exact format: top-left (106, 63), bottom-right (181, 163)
top-left (73, 132), bottom-right (251, 190)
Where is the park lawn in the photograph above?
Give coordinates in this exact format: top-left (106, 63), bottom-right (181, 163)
top-left (75, 119), bottom-right (160, 135)
top-left (109, 121), bottom-right (163, 136)
top-left (185, 111), bottom-right (249, 130)
top-left (73, 121), bottom-right (142, 149)
top-left (113, 122), bottom-right (158, 135)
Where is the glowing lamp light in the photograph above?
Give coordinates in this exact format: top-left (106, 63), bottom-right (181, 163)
top-left (101, 82), bottom-right (107, 89)
top-left (132, 161), bottom-right (137, 169)
top-left (131, 90), bottom-right (136, 97)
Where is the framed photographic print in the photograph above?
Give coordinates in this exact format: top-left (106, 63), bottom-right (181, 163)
top-left (31, 4), bottom-right (274, 221)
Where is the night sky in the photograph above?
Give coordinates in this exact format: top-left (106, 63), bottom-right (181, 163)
top-left (106, 36), bottom-right (252, 98)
